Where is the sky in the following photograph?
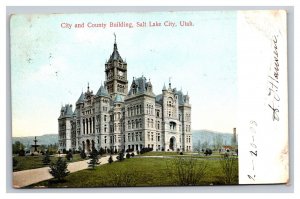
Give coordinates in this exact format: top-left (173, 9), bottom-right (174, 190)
top-left (11, 11), bottom-right (237, 137)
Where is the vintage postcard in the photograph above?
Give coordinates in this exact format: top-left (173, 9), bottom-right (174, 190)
top-left (10, 10), bottom-right (288, 188)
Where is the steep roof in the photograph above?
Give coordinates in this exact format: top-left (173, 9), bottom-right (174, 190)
top-left (155, 94), bottom-right (163, 104)
top-left (108, 43), bottom-right (123, 62)
top-left (96, 84), bottom-right (109, 97)
top-left (76, 92), bottom-right (85, 104)
top-left (128, 76), bottom-right (153, 95)
top-left (59, 104), bottom-right (73, 119)
top-left (176, 90), bottom-right (185, 105)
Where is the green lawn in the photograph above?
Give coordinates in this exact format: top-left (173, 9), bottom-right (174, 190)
top-left (13, 154), bottom-right (84, 172)
top-left (29, 156), bottom-right (238, 188)
top-left (138, 151), bottom-right (181, 156)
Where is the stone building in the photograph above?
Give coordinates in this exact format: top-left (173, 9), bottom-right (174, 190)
top-left (58, 39), bottom-right (192, 153)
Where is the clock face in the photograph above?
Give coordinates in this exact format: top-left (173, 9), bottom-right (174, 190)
top-left (118, 71), bottom-right (124, 76)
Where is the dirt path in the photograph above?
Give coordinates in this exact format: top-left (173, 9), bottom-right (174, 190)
top-left (13, 155), bottom-right (116, 188)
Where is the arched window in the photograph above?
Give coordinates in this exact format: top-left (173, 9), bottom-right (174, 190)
top-left (128, 121), bottom-right (131, 129)
top-left (139, 118), bottom-right (142, 128)
top-left (147, 118), bottom-right (150, 127)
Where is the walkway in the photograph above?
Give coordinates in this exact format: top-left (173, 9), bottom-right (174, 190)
top-left (13, 155), bottom-right (117, 188)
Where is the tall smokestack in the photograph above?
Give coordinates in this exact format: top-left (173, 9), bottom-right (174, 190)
top-left (232, 128), bottom-right (237, 145)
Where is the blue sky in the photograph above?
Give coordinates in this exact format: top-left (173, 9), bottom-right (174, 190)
top-left (11, 11), bottom-right (237, 137)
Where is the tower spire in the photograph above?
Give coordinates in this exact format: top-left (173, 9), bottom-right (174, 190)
top-left (114, 32), bottom-right (116, 44)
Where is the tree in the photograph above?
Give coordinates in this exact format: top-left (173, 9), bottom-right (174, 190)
top-left (88, 148), bottom-right (100, 169)
top-left (12, 141), bottom-right (24, 154)
top-left (201, 140), bottom-right (209, 151)
top-left (214, 134), bottom-right (223, 151)
top-left (126, 153), bottom-right (131, 159)
top-left (108, 155), bottom-right (113, 164)
top-left (194, 140), bottom-right (202, 154)
top-left (49, 157), bottom-right (70, 181)
top-left (42, 151), bottom-right (51, 165)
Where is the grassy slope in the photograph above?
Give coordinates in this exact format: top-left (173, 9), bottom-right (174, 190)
top-left (29, 157), bottom-right (238, 188)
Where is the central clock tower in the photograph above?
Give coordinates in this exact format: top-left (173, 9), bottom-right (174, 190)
top-left (104, 36), bottom-right (128, 100)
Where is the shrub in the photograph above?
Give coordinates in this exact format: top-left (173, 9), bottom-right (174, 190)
top-left (108, 170), bottom-right (137, 187)
top-left (204, 148), bottom-right (212, 156)
top-left (114, 149), bottom-right (118, 154)
top-left (130, 153), bottom-right (135, 157)
top-left (99, 147), bottom-right (105, 156)
top-left (166, 157), bottom-right (207, 186)
top-left (219, 155), bottom-right (238, 184)
top-left (49, 157), bottom-right (70, 181)
top-left (88, 148), bottom-right (100, 169)
top-left (18, 149), bottom-right (25, 156)
top-left (80, 150), bottom-right (86, 159)
top-left (116, 151), bottom-right (125, 161)
top-left (62, 149), bottom-right (67, 154)
top-left (13, 157), bottom-right (18, 168)
top-left (126, 153), bottom-right (131, 159)
top-left (42, 151), bottom-right (51, 165)
top-left (66, 151), bottom-right (73, 161)
top-left (136, 150), bottom-right (140, 155)
top-left (108, 155), bottom-right (113, 164)
top-left (140, 147), bottom-right (152, 154)
top-left (179, 152), bottom-right (183, 155)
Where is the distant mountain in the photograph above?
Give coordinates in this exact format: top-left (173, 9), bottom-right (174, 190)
top-left (192, 130), bottom-right (234, 149)
top-left (12, 134), bottom-right (58, 148)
